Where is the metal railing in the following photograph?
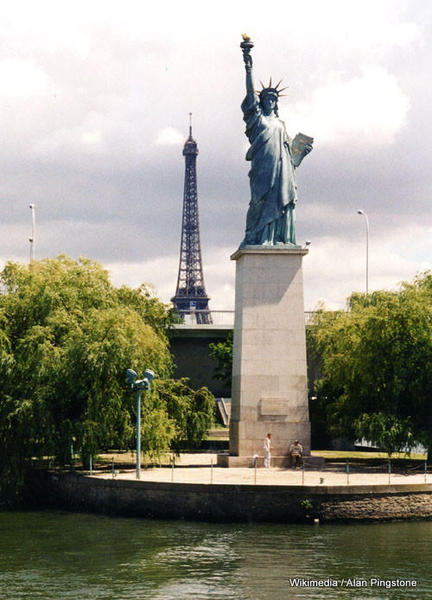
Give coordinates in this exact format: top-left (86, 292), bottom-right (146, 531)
top-left (175, 310), bottom-right (234, 326)
top-left (174, 309), bottom-right (317, 326)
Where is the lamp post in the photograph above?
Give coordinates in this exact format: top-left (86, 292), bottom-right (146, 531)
top-left (29, 203), bottom-right (36, 262)
top-left (357, 209), bottom-right (369, 294)
top-left (126, 368), bottom-right (156, 479)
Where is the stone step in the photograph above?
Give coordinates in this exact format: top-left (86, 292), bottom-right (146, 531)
top-left (217, 454), bottom-right (325, 469)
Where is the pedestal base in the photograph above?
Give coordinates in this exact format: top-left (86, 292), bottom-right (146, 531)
top-left (217, 454), bottom-right (324, 469)
top-left (229, 245), bottom-right (311, 459)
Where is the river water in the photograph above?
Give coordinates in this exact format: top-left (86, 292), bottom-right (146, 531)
top-left (0, 511), bottom-right (430, 599)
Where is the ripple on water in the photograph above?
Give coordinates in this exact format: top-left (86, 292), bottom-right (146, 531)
top-left (0, 513), bottom-right (431, 599)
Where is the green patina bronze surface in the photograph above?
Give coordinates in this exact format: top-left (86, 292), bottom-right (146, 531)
top-left (240, 35), bottom-right (313, 247)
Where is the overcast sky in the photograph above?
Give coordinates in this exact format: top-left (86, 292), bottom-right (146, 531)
top-left (1, 0), bottom-right (431, 310)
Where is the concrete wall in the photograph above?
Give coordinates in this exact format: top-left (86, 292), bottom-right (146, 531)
top-left (39, 472), bottom-right (432, 523)
top-left (169, 325), bottom-right (232, 397)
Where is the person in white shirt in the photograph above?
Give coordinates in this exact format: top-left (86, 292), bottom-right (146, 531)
top-left (264, 433), bottom-right (272, 468)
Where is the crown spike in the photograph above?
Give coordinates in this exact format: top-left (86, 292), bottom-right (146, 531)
top-left (269, 76), bottom-right (273, 88)
top-left (259, 80), bottom-right (265, 89)
top-left (275, 80), bottom-right (283, 89)
top-left (278, 86), bottom-right (289, 92)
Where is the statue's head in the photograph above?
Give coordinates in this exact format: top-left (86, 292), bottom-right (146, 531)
top-left (260, 88), bottom-right (279, 115)
top-left (258, 79), bottom-right (287, 117)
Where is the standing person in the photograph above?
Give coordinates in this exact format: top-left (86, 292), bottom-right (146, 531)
top-left (264, 433), bottom-right (272, 468)
top-left (289, 439), bottom-right (303, 469)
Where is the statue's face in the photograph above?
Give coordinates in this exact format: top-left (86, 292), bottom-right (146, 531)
top-left (261, 94), bottom-right (277, 115)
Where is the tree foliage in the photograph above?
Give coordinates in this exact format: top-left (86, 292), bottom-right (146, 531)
top-left (154, 378), bottom-right (215, 452)
top-left (208, 332), bottom-right (233, 387)
top-left (0, 256), bottom-right (214, 504)
top-left (308, 274), bottom-right (432, 453)
top-left (353, 412), bottom-right (414, 457)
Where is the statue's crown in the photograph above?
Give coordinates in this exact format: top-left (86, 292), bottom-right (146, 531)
top-left (258, 78), bottom-right (288, 98)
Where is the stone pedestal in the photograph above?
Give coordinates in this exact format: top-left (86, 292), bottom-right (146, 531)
top-left (226, 245), bottom-right (311, 462)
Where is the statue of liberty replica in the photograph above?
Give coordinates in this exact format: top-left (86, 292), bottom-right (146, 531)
top-left (239, 34), bottom-right (313, 247)
top-left (219, 35), bottom-right (317, 466)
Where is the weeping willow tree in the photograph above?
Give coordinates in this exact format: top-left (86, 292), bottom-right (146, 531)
top-left (308, 273), bottom-right (432, 454)
top-left (0, 256), bottom-right (214, 505)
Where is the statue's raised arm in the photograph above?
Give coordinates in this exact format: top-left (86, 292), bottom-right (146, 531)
top-left (238, 34), bottom-right (313, 248)
top-left (240, 34), bottom-right (255, 99)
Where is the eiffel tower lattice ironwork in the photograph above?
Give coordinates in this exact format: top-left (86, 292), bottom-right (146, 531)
top-left (171, 115), bottom-right (212, 324)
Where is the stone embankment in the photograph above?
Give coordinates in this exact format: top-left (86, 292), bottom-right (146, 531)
top-left (32, 469), bottom-right (432, 523)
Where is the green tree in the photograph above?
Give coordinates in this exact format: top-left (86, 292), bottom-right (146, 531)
top-left (0, 256), bottom-right (214, 504)
top-left (208, 332), bottom-right (233, 387)
top-left (308, 274), bottom-right (432, 452)
top-left (155, 378), bottom-right (215, 452)
top-left (353, 412), bottom-right (414, 457)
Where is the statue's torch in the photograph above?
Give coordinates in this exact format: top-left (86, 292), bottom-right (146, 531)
top-left (240, 33), bottom-right (254, 56)
top-left (240, 33), bottom-right (254, 71)
top-left (240, 33), bottom-right (253, 48)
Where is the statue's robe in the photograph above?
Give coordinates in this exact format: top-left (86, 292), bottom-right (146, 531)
top-left (241, 94), bottom-right (297, 246)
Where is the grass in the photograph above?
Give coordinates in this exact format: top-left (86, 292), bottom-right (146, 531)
top-left (312, 449), bottom-right (427, 461)
top-left (96, 451), bottom-right (180, 467)
top-left (99, 449), bottom-right (427, 463)
top-left (73, 446), bottom-right (428, 471)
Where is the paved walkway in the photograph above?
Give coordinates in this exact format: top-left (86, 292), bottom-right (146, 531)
top-left (91, 453), bottom-right (430, 487)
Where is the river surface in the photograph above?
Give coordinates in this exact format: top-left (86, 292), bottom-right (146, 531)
top-left (0, 511), bottom-right (430, 599)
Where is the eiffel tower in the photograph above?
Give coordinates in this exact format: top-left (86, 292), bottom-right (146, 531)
top-left (171, 115), bottom-right (212, 324)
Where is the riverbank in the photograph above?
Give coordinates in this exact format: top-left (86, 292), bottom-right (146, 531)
top-left (29, 453), bottom-right (432, 523)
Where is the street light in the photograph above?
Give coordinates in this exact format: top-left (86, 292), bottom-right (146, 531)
top-left (126, 368), bottom-right (156, 479)
top-left (357, 209), bottom-right (369, 294)
top-left (29, 203), bottom-right (36, 262)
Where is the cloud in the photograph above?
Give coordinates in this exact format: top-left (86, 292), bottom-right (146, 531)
top-left (105, 223), bottom-right (432, 317)
top-left (81, 131), bottom-right (102, 146)
top-left (3, 222), bottom-right (431, 321)
top-left (0, 0), bottom-right (429, 319)
top-left (0, 58), bottom-right (52, 98)
top-left (303, 224), bottom-right (432, 310)
top-left (155, 127), bottom-right (184, 146)
top-left (282, 65), bottom-right (410, 146)
top-left (107, 256), bottom-right (178, 301)
top-left (106, 246), bottom-right (236, 311)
